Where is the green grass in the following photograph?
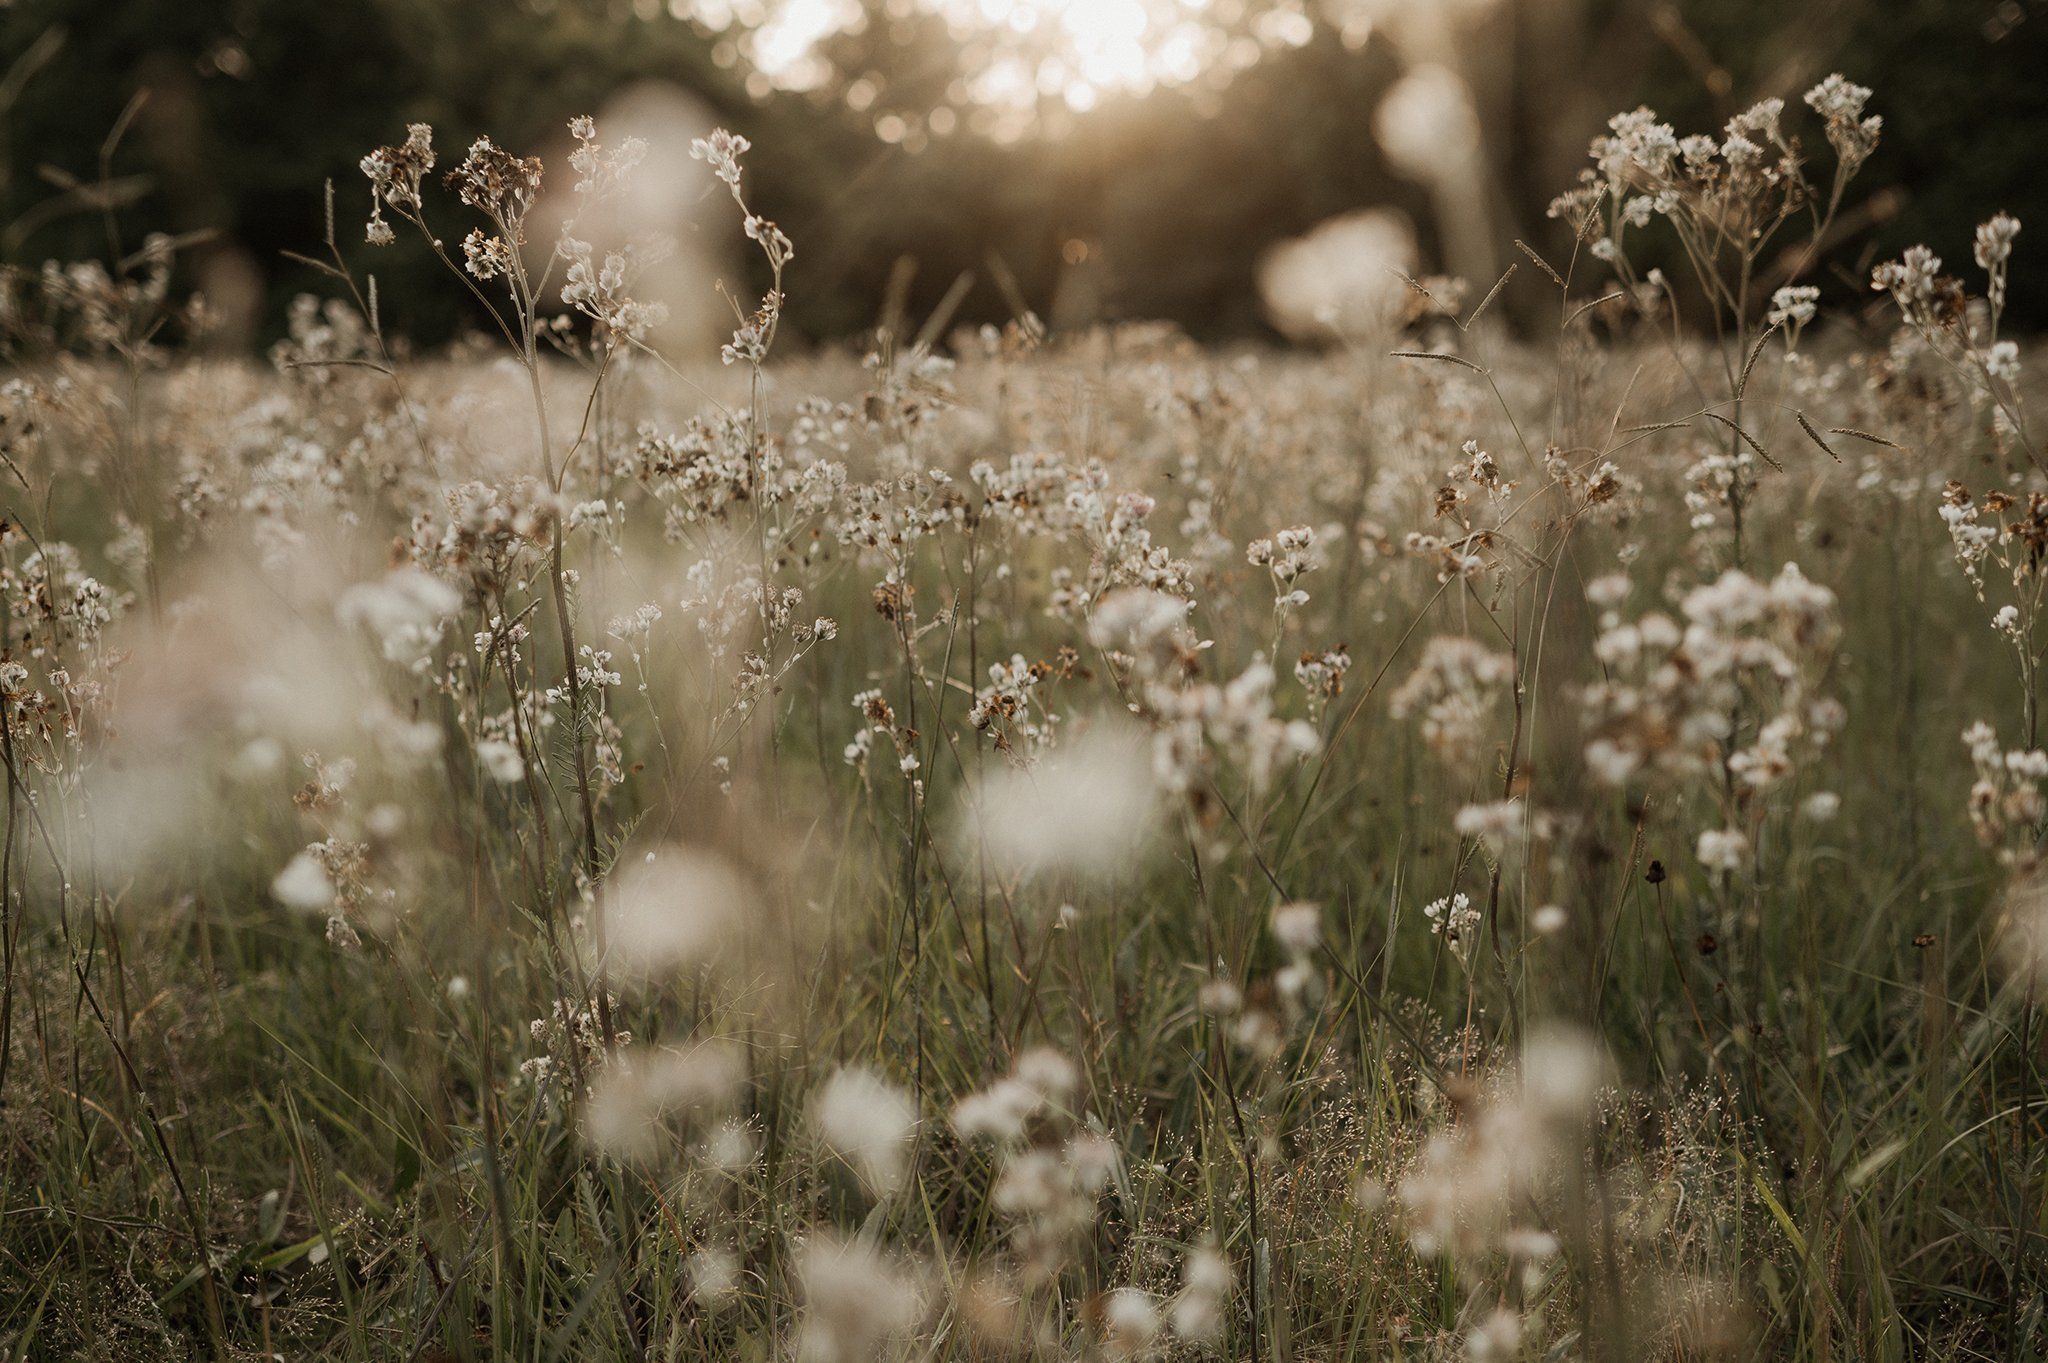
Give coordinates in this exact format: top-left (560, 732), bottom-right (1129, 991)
top-left (2, 98), bottom-right (2046, 1363)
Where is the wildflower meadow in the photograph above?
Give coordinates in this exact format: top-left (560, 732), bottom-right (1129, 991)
top-left (1, 22), bottom-right (2046, 1363)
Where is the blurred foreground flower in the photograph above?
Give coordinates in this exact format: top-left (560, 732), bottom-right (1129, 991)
top-left (583, 1041), bottom-right (744, 1161)
top-left (810, 1065), bottom-right (917, 1198)
top-left (601, 844), bottom-right (750, 981)
top-left (1257, 208), bottom-right (1417, 343)
top-left (794, 1233), bottom-right (926, 1363)
top-left (959, 724), bottom-right (1159, 878)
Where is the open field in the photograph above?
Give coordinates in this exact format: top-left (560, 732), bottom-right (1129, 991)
top-left (2, 86), bottom-right (2046, 1362)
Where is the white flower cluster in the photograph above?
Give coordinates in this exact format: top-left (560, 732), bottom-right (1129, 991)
top-left (359, 122), bottom-right (434, 244)
top-left (1246, 522), bottom-right (1319, 610)
top-left (1871, 245), bottom-right (1950, 329)
top-left (566, 113), bottom-right (646, 197)
top-left (1802, 73), bottom-right (1882, 169)
top-left (1695, 826), bottom-right (1749, 874)
top-left (951, 1049), bottom-right (1118, 1285)
top-left (405, 477), bottom-right (559, 598)
top-left (793, 1233), bottom-right (925, 1363)
top-left (1389, 636), bottom-right (1515, 771)
top-left (1270, 899), bottom-right (1323, 1005)
top-left (1938, 483), bottom-right (2001, 594)
top-left (1422, 892), bottom-right (1480, 962)
top-left (1681, 443), bottom-right (1759, 544)
top-left (1454, 798), bottom-right (1524, 858)
top-left (1580, 562), bottom-right (1842, 793)
top-left (1964, 719), bottom-right (2048, 864)
top-left (1976, 212), bottom-right (2022, 271)
top-left (1147, 655), bottom-right (1320, 798)
top-left (560, 236), bottom-right (669, 341)
top-left (336, 567), bottom-right (459, 672)
top-left (1450, 439), bottom-right (1508, 507)
top-left (1079, 587), bottom-right (1317, 813)
top-left (950, 1047), bottom-right (1078, 1141)
top-left (1166, 1244), bottom-right (1233, 1346)
top-left (1292, 644), bottom-right (1350, 720)
top-left (1768, 284), bottom-right (1822, 349)
top-left (689, 128), bottom-right (750, 189)
top-left (966, 653), bottom-right (1055, 753)
top-left (844, 688), bottom-right (919, 779)
top-left (1397, 1031), bottom-right (1601, 1265)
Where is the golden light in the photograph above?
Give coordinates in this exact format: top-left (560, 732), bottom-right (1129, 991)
top-left (936, 0), bottom-right (1315, 114)
top-left (680, 0), bottom-right (1318, 137)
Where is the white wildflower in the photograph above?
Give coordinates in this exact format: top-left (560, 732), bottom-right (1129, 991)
top-left (1696, 827), bottom-right (1749, 872)
top-left (271, 851), bottom-right (335, 913)
top-left (811, 1065), bottom-right (917, 1197)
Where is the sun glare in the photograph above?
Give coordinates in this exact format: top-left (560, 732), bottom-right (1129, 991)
top-left (936, 0), bottom-right (1314, 115)
top-left (690, 0), bottom-right (1315, 137)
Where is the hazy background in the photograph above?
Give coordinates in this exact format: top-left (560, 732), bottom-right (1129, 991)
top-left (3, 0), bottom-right (2043, 348)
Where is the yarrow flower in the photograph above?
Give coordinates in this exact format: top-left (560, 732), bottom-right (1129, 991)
top-left (1803, 73), bottom-right (1881, 168)
top-left (1987, 340), bottom-right (2021, 384)
top-left (1872, 244), bottom-right (1950, 326)
top-left (1767, 284), bottom-right (1819, 329)
top-left (1963, 720), bottom-right (2048, 861)
top-left (1423, 892), bottom-right (1480, 960)
top-left (691, 128), bottom-right (752, 190)
top-left (360, 122), bottom-right (435, 243)
top-left (1390, 637), bottom-right (1515, 770)
top-left (462, 228), bottom-right (516, 281)
top-left (559, 237), bottom-right (670, 340)
top-left (1975, 212), bottom-right (2022, 271)
top-left (446, 135), bottom-right (544, 225)
top-left (566, 113), bottom-right (647, 197)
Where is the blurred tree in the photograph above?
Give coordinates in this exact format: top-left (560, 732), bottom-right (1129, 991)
top-left (3, 0), bottom-right (2043, 346)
